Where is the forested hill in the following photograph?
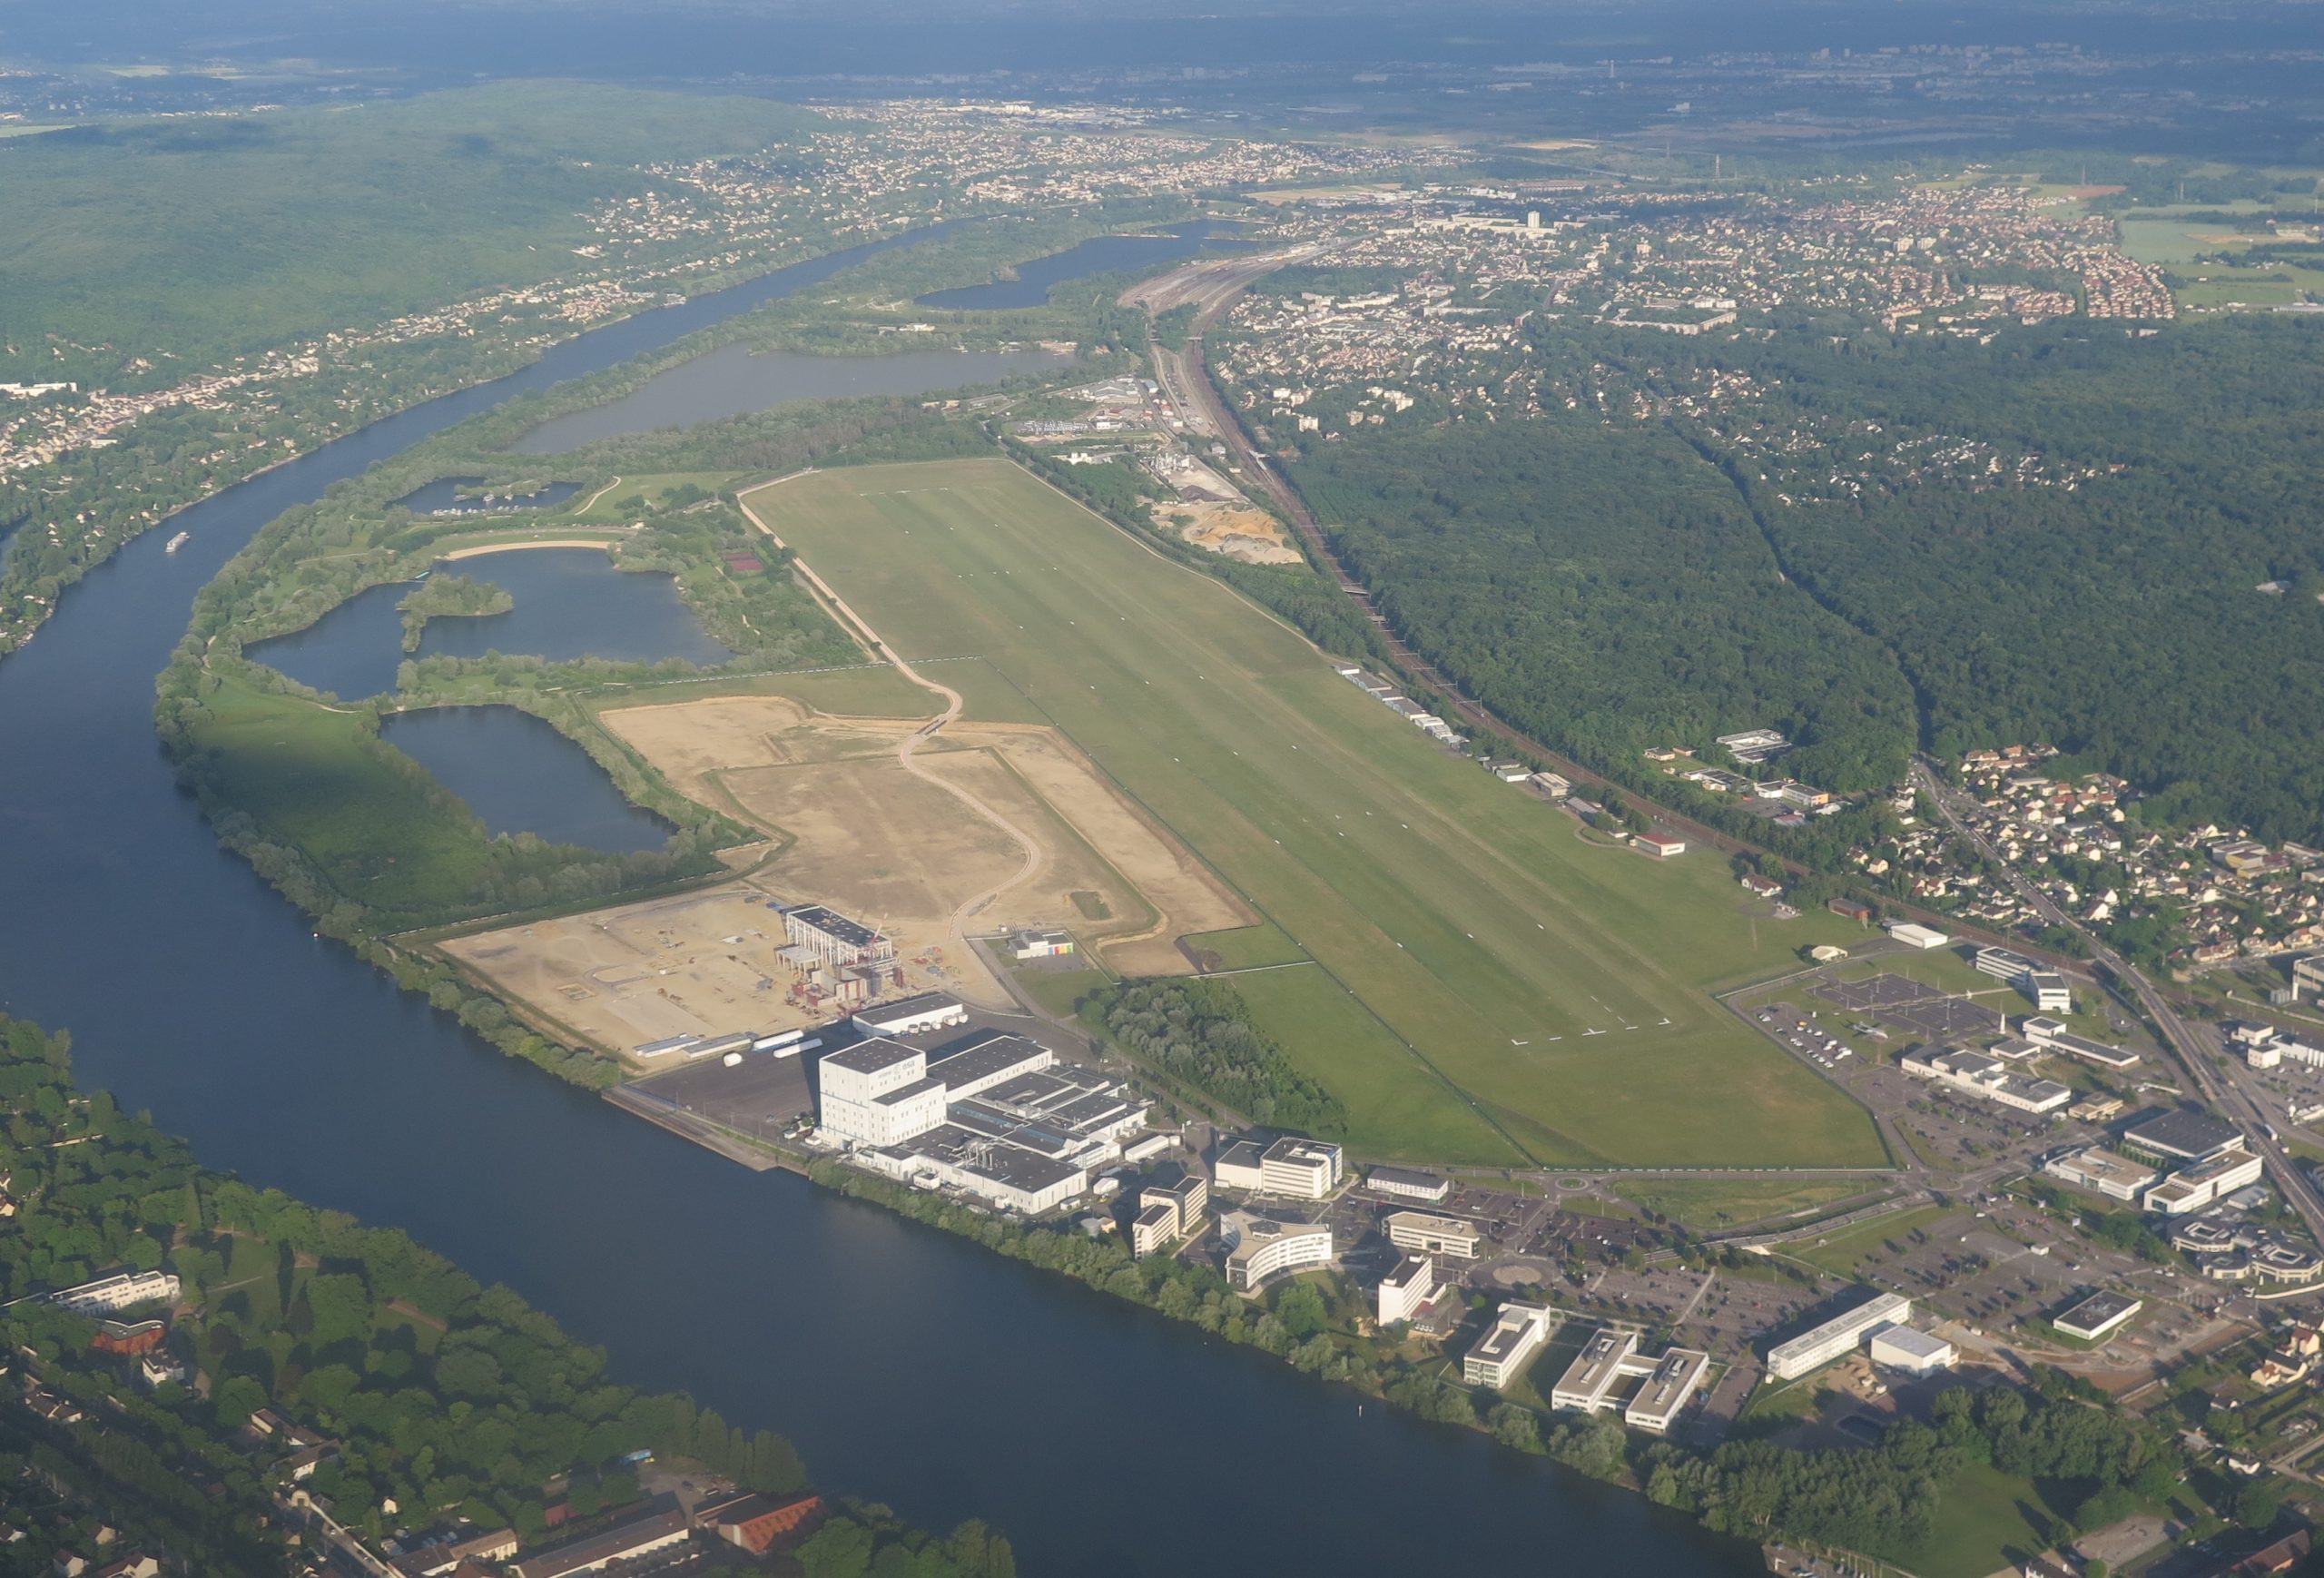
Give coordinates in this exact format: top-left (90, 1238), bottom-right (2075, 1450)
top-left (1282, 314), bottom-right (2324, 843)
top-left (1290, 408), bottom-right (1921, 795)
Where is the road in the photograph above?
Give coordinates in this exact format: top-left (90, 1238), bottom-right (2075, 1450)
top-left (1912, 756), bottom-right (2324, 1249)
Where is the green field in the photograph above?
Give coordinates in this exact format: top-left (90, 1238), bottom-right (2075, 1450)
top-left (744, 459), bottom-right (1888, 1169)
top-left (1888, 1461), bottom-right (2068, 1578)
top-left (1615, 1176), bottom-right (1882, 1230)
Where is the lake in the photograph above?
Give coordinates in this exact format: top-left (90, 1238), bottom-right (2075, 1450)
top-left (915, 221), bottom-right (1245, 311)
top-left (512, 343), bottom-right (1074, 455)
top-left (381, 705), bottom-right (673, 853)
top-left (0, 223), bottom-right (1759, 1578)
top-left (248, 547), bottom-right (729, 700)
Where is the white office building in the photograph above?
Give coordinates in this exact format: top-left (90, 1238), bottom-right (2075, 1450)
top-left (1258, 1137), bottom-right (1344, 1199)
top-left (1548, 1325), bottom-right (1636, 1408)
top-left (1624, 1348), bottom-right (1710, 1435)
top-left (1767, 1292), bottom-right (1913, 1380)
top-left (1221, 1212), bottom-right (1333, 1292)
top-left (1384, 1210), bottom-right (1485, 1259)
top-left (2022, 971), bottom-right (2073, 1013)
top-left (2018, 1016), bottom-right (2141, 1070)
top-left (2143, 1148), bottom-right (2265, 1216)
top-left (47, 1271), bottom-right (180, 1317)
top-left (1376, 1255), bottom-right (1437, 1327)
top-left (1974, 945), bottom-right (2039, 981)
top-left (1364, 1166), bottom-right (1451, 1203)
top-left (1466, 1303), bottom-right (1555, 1391)
top-left (1212, 1139), bottom-right (1266, 1193)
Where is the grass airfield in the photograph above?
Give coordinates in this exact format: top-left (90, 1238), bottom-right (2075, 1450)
top-left (743, 458), bottom-right (1887, 1169)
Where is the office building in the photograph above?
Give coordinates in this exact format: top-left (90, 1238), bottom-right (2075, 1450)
top-left (1258, 1137), bottom-right (1344, 1198)
top-left (1221, 1212), bottom-right (1333, 1292)
top-left (2018, 1016), bottom-right (2140, 1070)
top-left (1623, 1347), bottom-right (1710, 1435)
top-left (1466, 1303), bottom-right (1555, 1391)
top-left (2042, 1148), bottom-right (2158, 1203)
top-left (1767, 1292), bottom-right (1913, 1380)
top-left (1376, 1255), bottom-right (1436, 1327)
top-left (2022, 972), bottom-right (2073, 1013)
top-left (1384, 1210), bottom-right (1485, 1259)
top-left (1008, 930), bottom-right (1075, 961)
top-left (2053, 1290), bottom-right (2142, 1342)
top-left (1974, 945), bottom-right (2038, 981)
top-left (1132, 1199), bottom-right (1181, 1258)
top-left (2142, 1148), bottom-right (2264, 1215)
top-left (46, 1271), bottom-right (180, 1317)
top-left (1867, 1326), bottom-right (1955, 1376)
top-left (1547, 1324), bottom-right (1636, 1408)
top-left (1364, 1166), bottom-right (1451, 1203)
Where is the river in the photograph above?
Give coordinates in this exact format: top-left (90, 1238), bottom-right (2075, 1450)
top-left (0, 227), bottom-right (1759, 1576)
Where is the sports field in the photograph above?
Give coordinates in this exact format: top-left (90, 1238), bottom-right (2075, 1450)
top-left (741, 459), bottom-right (1887, 1169)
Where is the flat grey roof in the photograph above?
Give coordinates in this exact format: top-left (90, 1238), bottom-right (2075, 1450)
top-left (927, 1033), bottom-right (1049, 1090)
top-left (1382, 1254), bottom-right (1433, 1290)
top-left (1216, 1139), bottom-right (1265, 1170)
top-left (872, 1076), bottom-right (944, 1108)
top-left (2055, 1289), bottom-right (2141, 1333)
top-left (785, 904), bottom-right (885, 949)
top-left (1365, 1166), bottom-right (1447, 1192)
top-left (2124, 1109), bottom-right (2240, 1159)
top-left (820, 1036), bottom-right (921, 1076)
top-left (860, 991), bottom-right (963, 1021)
top-left (1551, 1326), bottom-right (1630, 1396)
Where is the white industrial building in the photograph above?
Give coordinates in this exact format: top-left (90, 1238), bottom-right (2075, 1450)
top-left (1767, 1292), bottom-right (1914, 1380)
top-left (1867, 1326), bottom-right (1955, 1376)
top-left (780, 904), bottom-right (896, 971)
top-left (851, 992), bottom-right (969, 1038)
top-left (1884, 921), bottom-right (1950, 950)
top-left (2017, 1016), bottom-right (2141, 1070)
top-left (2053, 1290), bottom-right (2142, 1342)
top-left (1384, 1210), bottom-right (1485, 1259)
top-left (1898, 1047), bottom-right (2071, 1115)
top-left (47, 1271), bottom-right (180, 1317)
top-left (2042, 1148), bottom-right (2159, 1203)
top-left (1466, 1303), bottom-right (1555, 1391)
top-left (1221, 1212), bottom-right (1333, 1292)
top-left (819, 1032), bottom-right (1148, 1215)
top-left (1376, 1255), bottom-right (1437, 1327)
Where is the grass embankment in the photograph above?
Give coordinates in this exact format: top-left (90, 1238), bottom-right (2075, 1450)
top-left (745, 459), bottom-right (1886, 1170)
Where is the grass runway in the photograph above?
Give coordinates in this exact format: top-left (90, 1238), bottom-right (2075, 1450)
top-left (745, 458), bottom-right (1887, 1169)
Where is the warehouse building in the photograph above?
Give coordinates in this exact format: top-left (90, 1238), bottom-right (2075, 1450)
top-left (511, 1498), bottom-right (692, 1578)
top-left (2053, 1290), bottom-right (2142, 1342)
top-left (1768, 1292), bottom-right (1914, 1380)
top-left (1376, 1255), bottom-right (1437, 1327)
top-left (1220, 1212), bottom-right (1333, 1292)
top-left (1467, 1303), bottom-right (1556, 1391)
top-left (851, 992), bottom-right (969, 1038)
top-left (1898, 1047), bottom-right (2071, 1115)
top-left (1384, 1210), bottom-right (1485, 1259)
top-left (1867, 1326), bottom-right (1955, 1376)
top-left (1624, 1347), bottom-right (1710, 1435)
top-left (2123, 1109), bottom-right (2242, 1162)
top-left (1885, 921), bottom-right (1950, 950)
top-left (1548, 1324), bottom-right (1636, 1408)
top-left (2042, 1148), bottom-right (2159, 1203)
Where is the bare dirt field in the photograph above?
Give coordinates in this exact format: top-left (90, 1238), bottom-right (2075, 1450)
top-left (600, 693), bottom-right (1251, 980)
top-left (1165, 498), bottom-right (1302, 565)
top-left (441, 882), bottom-right (989, 1062)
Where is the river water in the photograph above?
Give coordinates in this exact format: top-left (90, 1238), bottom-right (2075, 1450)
top-left (0, 227), bottom-right (1759, 1576)
top-left (513, 343), bottom-right (1074, 455)
top-left (916, 221), bottom-right (1245, 311)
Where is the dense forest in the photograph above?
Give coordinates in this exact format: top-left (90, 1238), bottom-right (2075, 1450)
top-left (1097, 979), bottom-right (1348, 1136)
top-left (0, 1014), bottom-right (1012, 1577)
top-left (1266, 311), bottom-right (2324, 846)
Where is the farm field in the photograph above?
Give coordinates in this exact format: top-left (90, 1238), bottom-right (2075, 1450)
top-left (739, 458), bottom-right (1888, 1169)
